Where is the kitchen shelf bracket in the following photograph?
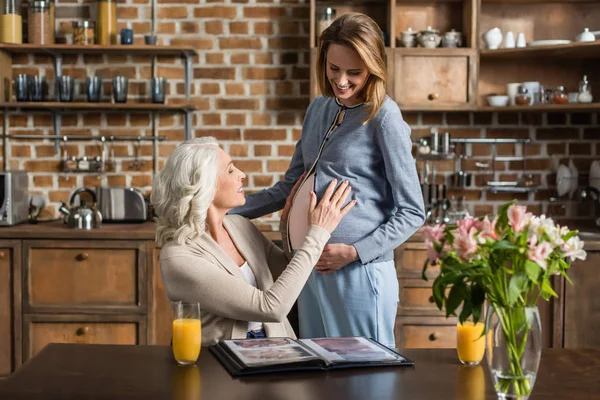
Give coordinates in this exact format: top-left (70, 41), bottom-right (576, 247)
top-left (184, 110), bottom-right (192, 141)
top-left (52, 111), bottom-right (62, 154)
top-left (183, 53), bottom-right (193, 101)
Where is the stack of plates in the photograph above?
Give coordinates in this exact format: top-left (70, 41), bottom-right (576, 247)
top-left (556, 164), bottom-right (572, 197)
top-left (568, 160), bottom-right (578, 199)
top-left (590, 161), bottom-right (600, 191)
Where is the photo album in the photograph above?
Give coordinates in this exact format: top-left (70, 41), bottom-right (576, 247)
top-left (209, 336), bottom-right (415, 376)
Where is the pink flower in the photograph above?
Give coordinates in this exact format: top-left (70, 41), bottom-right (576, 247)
top-left (425, 239), bottom-right (440, 264)
top-left (508, 204), bottom-right (532, 233)
top-left (454, 227), bottom-right (478, 260)
top-left (478, 216), bottom-right (498, 243)
top-left (422, 224), bottom-right (446, 244)
top-left (528, 241), bottom-right (554, 270)
top-left (456, 217), bottom-right (481, 236)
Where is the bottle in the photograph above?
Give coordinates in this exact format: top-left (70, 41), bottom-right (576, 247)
top-left (578, 75), bottom-right (593, 103)
top-left (316, 7), bottom-right (335, 41)
top-left (514, 86), bottom-right (531, 106)
top-left (97, 0), bottom-right (117, 45)
top-left (0, 0), bottom-right (22, 44)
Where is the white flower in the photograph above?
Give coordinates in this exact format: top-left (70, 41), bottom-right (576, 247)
top-left (562, 236), bottom-right (587, 262)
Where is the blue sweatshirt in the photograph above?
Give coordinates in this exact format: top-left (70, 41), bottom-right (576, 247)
top-left (231, 95), bottom-right (425, 264)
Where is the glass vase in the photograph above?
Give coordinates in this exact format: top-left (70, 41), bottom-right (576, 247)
top-left (486, 305), bottom-right (542, 399)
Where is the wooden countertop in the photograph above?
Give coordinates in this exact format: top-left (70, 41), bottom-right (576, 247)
top-left (0, 221), bottom-right (426, 243)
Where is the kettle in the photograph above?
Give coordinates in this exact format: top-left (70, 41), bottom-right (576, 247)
top-left (59, 188), bottom-right (103, 229)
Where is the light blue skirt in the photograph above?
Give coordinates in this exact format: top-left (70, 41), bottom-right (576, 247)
top-left (297, 259), bottom-right (399, 348)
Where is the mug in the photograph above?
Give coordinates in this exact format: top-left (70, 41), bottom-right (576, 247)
top-left (121, 28), bottom-right (134, 45)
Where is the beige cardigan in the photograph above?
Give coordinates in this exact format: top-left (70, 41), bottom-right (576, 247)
top-left (160, 214), bottom-right (330, 346)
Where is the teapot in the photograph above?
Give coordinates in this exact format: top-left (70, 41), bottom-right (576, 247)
top-left (59, 187), bottom-right (103, 230)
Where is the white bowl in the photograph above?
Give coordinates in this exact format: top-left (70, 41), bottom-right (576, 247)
top-left (487, 95), bottom-right (510, 107)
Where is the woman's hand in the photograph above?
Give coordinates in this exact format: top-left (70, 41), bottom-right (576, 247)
top-left (309, 179), bottom-right (356, 233)
top-left (315, 244), bottom-right (359, 274)
top-left (280, 172), bottom-right (306, 224)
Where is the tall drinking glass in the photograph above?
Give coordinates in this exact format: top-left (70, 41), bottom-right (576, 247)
top-left (172, 301), bottom-right (202, 365)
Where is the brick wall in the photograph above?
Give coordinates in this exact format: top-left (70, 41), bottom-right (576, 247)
top-left (1, 1), bottom-right (598, 229)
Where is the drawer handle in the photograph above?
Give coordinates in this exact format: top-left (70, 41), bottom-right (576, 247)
top-left (77, 253), bottom-right (89, 261)
top-left (0, 252), bottom-right (4, 260)
top-left (428, 296), bottom-right (435, 304)
top-left (76, 326), bottom-right (89, 336)
top-left (429, 332), bottom-right (440, 341)
top-left (428, 93), bottom-right (439, 101)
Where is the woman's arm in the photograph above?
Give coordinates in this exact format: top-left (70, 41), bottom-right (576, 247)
top-left (161, 225), bottom-right (330, 323)
top-left (351, 108), bottom-right (426, 264)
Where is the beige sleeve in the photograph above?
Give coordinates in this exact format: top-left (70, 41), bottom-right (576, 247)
top-left (161, 225), bottom-right (330, 323)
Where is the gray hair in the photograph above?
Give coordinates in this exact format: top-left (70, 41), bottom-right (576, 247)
top-left (151, 137), bottom-right (220, 246)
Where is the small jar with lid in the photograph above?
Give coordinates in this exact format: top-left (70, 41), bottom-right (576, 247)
top-left (0, 0), bottom-right (23, 44)
top-left (28, 0), bottom-right (51, 45)
top-left (316, 7), bottom-right (335, 42)
top-left (514, 86), bottom-right (531, 106)
top-left (578, 75), bottom-right (593, 103)
top-left (552, 86), bottom-right (569, 104)
top-left (73, 21), bottom-right (95, 45)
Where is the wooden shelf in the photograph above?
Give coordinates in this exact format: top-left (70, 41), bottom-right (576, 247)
top-left (0, 44), bottom-right (197, 57)
top-left (395, 48), bottom-right (476, 56)
top-left (479, 103), bottom-right (600, 112)
top-left (0, 102), bottom-right (196, 112)
top-left (480, 41), bottom-right (600, 60)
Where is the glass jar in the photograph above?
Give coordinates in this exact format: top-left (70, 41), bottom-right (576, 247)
top-left (578, 75), bottom-right (593, 103)
top-left (552, 86), bottom-right (569, 104)
top-left (48, 0), bottom-right (55, 44)
top-left (316, 7), bottom-right (335, 41)
top-left (73, 20), bottom-right (95, 45)
top-left (97, 0), bottom-right (117, 45)
top-left (514, 86), bottom-right (531, 106)
top-left (28, 0), bottom-right (51, 45)
top-left (0, 0), bottom-right (22, 43)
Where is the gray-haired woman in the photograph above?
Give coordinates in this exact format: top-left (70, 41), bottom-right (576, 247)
top-left (151, 137), bottom-right (355, 345)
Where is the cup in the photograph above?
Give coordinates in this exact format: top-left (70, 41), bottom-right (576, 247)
top-left (144, 34), bottom-right (157, 45)
top-left (151, 77), bottom-right (167, 104)
top-left (29, 75), bottom-right (47, 102)
top-left (457, 317), bottom-right (486, 365)
top-left (172, 301), bottom-right (202, 365)
top-left (506, 82), bottom-right (521, 106)
top-left (56, 76), bottom-right (74, 102)
top-left (15, 74), bottom-right (30, 101)
top-left (121, 28), bottom-right (133, 45)
top-left (85, 76), bottom-right (102, 102)
top-left (112, 76), bottom-right (129, 103)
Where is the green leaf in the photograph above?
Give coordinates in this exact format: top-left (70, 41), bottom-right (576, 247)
top-left (459, 300), bottom-right (473, 324)
top-left (524, 260), bottom-right (542, 282)
top-left (422, 258), bottom-right (430, 282)
top-left (446, 282), bottom-right (467, 317)
top-left (432, 279), bottom-right (445, 310)
top-left (560, 269), bottom-right (573, 285)
top-left (508, 273), bottom-right (529, 306)
top-left (541, 278), bottom-right (558, 298)
top-left (491, 240), bottom-right (518, 251)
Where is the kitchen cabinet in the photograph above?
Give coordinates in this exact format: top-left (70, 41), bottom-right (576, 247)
top-left (562, 249), bottom-right (600, 348)
top-left (394, 49), bottom-right (477, 110)
top-left (0, 241), bottom-right (20, 377)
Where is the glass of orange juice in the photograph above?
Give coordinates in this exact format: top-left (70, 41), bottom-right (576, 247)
top-left (456, 317), bottom-right (486, 365)
top-left (172, 301), bottom-right (202, 365)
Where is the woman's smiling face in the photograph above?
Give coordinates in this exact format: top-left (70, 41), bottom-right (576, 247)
top-left (326, 43), bottom-right (370, 107)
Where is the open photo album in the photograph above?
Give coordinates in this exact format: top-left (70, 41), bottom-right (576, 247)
top-left (210, 336), bottom-right (415, 376)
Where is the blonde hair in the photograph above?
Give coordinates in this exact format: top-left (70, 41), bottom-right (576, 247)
top-left (151, 137), bottom-right (220, 246)
top-left (316, 12), bottom-right (387, 123)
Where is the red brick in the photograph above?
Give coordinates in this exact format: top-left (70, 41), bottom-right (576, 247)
top-left (243, 67), bottom-right (286, 80)
top-left (219, 38), bottom-right (262, 50)
top-left (203, 113), bottom-right (222, 125)
top-left (254, 145), bottom-right (272, 156)
top-left (254, 53), bottom-right (273, 64)
top-left (193, 6), bottom-right (237, 18)
top-left (201, 83), bottom-right (220, 95)
top-left (216, 98), bottom-right (259, 110)
top-left (157, 6), bottom-right (187, 19)
top-left (33, 175), bottom-right (54, 187)
top-left (253, 175), bottom-right (273, 186)
top-left (236, 160), bottom-right (262, 172)
top-left (170, 38), bottom-right (214, 49)
top-left (131, 175), bottom-right (152, 187)
top-left (254, 22), bottom-right (274, 35)
top-left (181, 22), bottom-right (200, 34)
top-left (243, 7), bottom-right (286, 18)
top-left (205, 21), bottom-right (223, 35)
top-left (250, 83), bottom-right (270, 95)
top-left (194, 67), bottom-right (235, 80)
top-left (12, 145), bottom-right (32, 157)
top-left (227, 114), bottom-right (246, 125)
top-left (267, 160), bottom-right (289, 172)
top-left (278, 145), bottom-right (295, 156)
top-left (231, 53), bottom-right (250, 64)
top-left (205, 53), bottom-right (225, 64)
top-left (230, 22), bottom-right (249, 34)
top-left (24, 160), bottom-right (62, 172)
top-left (225, 83), bottom-right (245, 95)
top-left (252, 114), bottom-right (271, 126)
top-left (244, 129), bottom-right (286, 141)
top-left (230, 144), bottom-right (249, 157)
top-left (195, 129), bottom-right (241, 140)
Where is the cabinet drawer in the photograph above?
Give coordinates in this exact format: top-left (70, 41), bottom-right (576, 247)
top-left (24, 315), bottom-right (144, 360)
top-left (401, 287), bottom-right (437, 309)
top-left (401, 325), bottom-right (456, 349)
top-left (25, 241), bottom-right (145, 310)
top-left (0, 248), bottom-right (13, 376)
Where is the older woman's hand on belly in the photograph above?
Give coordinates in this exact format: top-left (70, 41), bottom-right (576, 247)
top-left (315, 243), bottom-right (359, 274)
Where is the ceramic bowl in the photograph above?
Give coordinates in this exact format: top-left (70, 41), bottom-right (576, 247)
top-left (487, 95), bottom-right (510, 107)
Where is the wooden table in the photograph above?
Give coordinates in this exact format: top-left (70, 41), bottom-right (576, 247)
top-left (0, 344), bottom-right (598, 399)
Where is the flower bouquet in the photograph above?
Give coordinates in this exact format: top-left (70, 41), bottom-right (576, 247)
top-left (422, 201), bottom-right (586, 399)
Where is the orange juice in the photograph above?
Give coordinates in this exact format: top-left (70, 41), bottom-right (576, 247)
top-left (457, 321), bottom-right (486, 365)
top-left (172, 318), bottom-right (201, 364)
